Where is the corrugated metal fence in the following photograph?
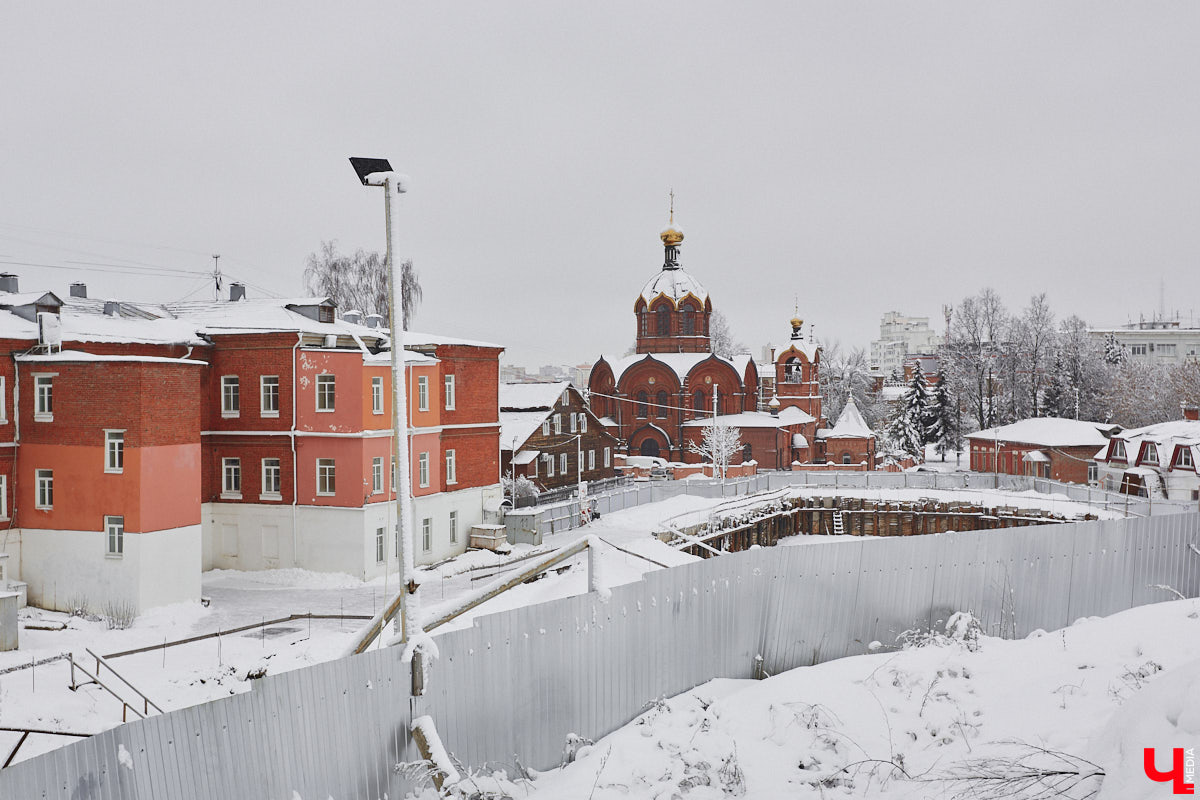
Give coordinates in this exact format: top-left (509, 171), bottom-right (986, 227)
top-left (3, 513), bottom-right (1197, 799)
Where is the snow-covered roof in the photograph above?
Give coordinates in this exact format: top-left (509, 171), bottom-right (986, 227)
top-left (500, 411), bottom-right (550, 451)
top-left (499, 381), bottom-right (569, 411)
top-left (604, 351), bottom-right (755, 385)
top-left (0, 290), bottom-right (61, 307)
top-left (968, 418), bottom-right (1114, 448)
top-left (1105, 419), bottom-right (1200, 471)
top-left (511, 450), bottom-right (540, 466)
top-left (599, 416), bottom-right (618, 428)
top-left (792, 433), bottom-right (809, 448)
top-left (682, 411), bottom-right (789, 429)
top-left (777, 405), bottom-right (816, 426)
top-left (401, 330), bottom-right (504, 350)
top-left (165, 297), bottom-right (383, 339)
top-left (639, 267), bottom-right (708, 309)
top-left (1022, 450), bottom-right (1050, 463)
top-left (776, 339), bottom-right (821, 363)
top-left (822, 397), bottom-right (874, 439)
top-left (16, 350), bottom-right (207, 365)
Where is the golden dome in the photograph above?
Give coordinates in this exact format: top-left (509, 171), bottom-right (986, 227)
top-left (660, 225), bottom-right (684, 246)
top-left (790, 316), bottom-right (803, 329)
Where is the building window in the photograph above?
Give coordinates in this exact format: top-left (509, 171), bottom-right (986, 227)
top-left (35, 375), bottom-right (54, 421)
top-left (417, 376), bottom-right (429, 412)
top-left (445, 375), bottom-right (456, 410)
top-left (636, 391), bottom-right (648, 418)
top-left (546, 454), bottom-right (555, 477)
top-left (221, 376), bottom-right (239, 417)
top-left (1130, 343), bottom-right (1148, 356)
top-left (105, 430), bottom-right (124, 473)
top-left (105, 515), bottom-right (124, 557)
top-left (319, 306), bottom-right (334, 324)
top-left (541, 420), bottom-right (550, 436)
top-left (0, 376), bottom-right (6, 423)
top-left (1087, 462), bottom-right (1098, 483)
top-left (391, 457), bottom-right (397, 491)
top-left (682, 309), bottom-right (695, 336)
top-left (316, 458), bottom-right (336, 495)
top-left (604, 447), bottom-right (611, 467)
top-left (656, 307), bottom-right (669, 335)
top-left (316, 374), bottom-right (335, 412)
top-left (0, 474), bottom-right (6, 519)
top-left (261, 376), bottom-right (280, 417)
top-left (553, 413), bottom-right (562, 434)
top-left (588, 449), bottom-right (595, 470)
top-left (449, 511), bottom-right (458, 544)
top-left (842, 453), bottom-right (852, 465)
top-left (1177, 448), bottom-right (1195, 469)
top-left (371, 377), bottom-right (384, 415)
top-left (580, 414), bottom-right (587, 433)
top-left (694, 390), bottom-right (706, 412)
top-left (562, 389), bottom-right (570, 405)
top-left (422, 518), bottom-right (432, 552)
top-left (418, 452), bottom-right (429, 487)
top-left (570, 412), bottom-right (577, 433)
top-left (1159, 343), bottom-right (1177, 356)
top-left (656, 391), bottom-right (668, 418)
top-left (445, 450), bottom-right (457, 484)
top-left (222, 458), bottom-right (241, 498)
top-left (35, 469), bottom-right (53, 509)
top-left (1141, 444), bottom-right (1159, 465)
top-left (375, 526), bottom-right (385, 564)
top-left (262, 458), bottom-right (282, 498)
top-left (372, 457), bottom-right (384, 494)
top-left (560, 452), bottom-right (568, 476)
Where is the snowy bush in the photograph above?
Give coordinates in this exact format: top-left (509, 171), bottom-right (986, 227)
top-left (501, 474), bottom-right (538, 499)
top-left (66, 593), bottom-right (90, 618)
top-left (102, 598), bottom-right (137, 630)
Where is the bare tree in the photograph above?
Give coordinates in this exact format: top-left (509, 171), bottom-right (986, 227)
top-left (688, 421), bottom-right (742, 480)
top-left (709, 310), bottom-right (745, 359)
top-left (303, 240), bottom-right (423, 328)
top-left (943, 289), bottom-right (1009, 430)
top-left (1021, 294), bottom-right (1056, 417)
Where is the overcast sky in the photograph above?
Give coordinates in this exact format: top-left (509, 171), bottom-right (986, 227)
top-left (3, 2), bottom-right (1198, 368)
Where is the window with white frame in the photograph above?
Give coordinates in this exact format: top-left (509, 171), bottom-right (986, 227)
top-left (316, 458), bottom-right (336, 495)
top-left (445, 449), bottom-right (457, 484)
top-left (106, 515), bottom-right (124, 557)
top-left (444, 375), bottom-right (456, 410)
top-left (560, 453), bottom-right (568, 475)
top-left (546, 454), bottom-right (555, 477)
top-left (1087, 462), bottom-right (1098, 483)
top-left (418, 452), bottom-right (429, 487)
top-left (261, 376), bottom-right (280, 417)
top-left (35, 469), bottom-right (52, 508)
top-left (580, 414), bottom-right (587, 433)
top-left (449, 510), bottom-right (458, 544)
top-left (1111, 440), bottom-right (1126, 460)
top-left (1142, 444), bottom-right (1159, 465)
top-left (417, 376), bottom-right (429, 412)
top-left (391, 457), bottom-right (397, 491)
top-left (34, 374), bottom-right (54, 421)
top-left (105, 430), bottom-right (124, 473)
top-left (1176, 448), bottom-right (1195, 469)
top-left (0, 376), bottom-right (6, 423)
top-left (541, 420), bottom-right (550, 436)
top-left (221, 376), bottom-right (239, 417)
top-left (372, 457), bottom-right (384, 494)
top-left (562, 389), bottom-right (569, 405)
top-left (554, 414), bottom-right (564, 434)
top-left (1130, 343), bottom-right (1148, 356)
top-left (316, 374), bottom-right (335, 412)
top-left (371, 377), bottom-right (384, 415)
top-left (222, 458), bottom-right (241, 498)
top-left (588, 449), bottom-right (595, 470)
top-left (570, 412), bottom-right (577, 433)
top-left (422, 517), bottom-right (432, 552)
top-left (261, 458), bottom-right (281, 498)
top-left (604, 447), bottom-right (611, 467)
top-left (0, 474), bottom-right (7, 519)
top-left (375, 526), bottom-right (385, 564)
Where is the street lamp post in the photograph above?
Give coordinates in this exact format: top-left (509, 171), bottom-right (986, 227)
top-left (350, 157), bottom-right (413, 645)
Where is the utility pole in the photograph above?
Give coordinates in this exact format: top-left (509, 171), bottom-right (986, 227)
top-left (211, 254), bottom-right (222, 301)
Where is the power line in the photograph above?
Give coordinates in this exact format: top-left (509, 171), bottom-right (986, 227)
top-left (0, 259), bottom-right (208, 280)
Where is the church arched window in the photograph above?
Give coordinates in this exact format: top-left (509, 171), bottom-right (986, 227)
top-left (715, 389), bottom-right (724, 415)
top-left (785, 358), bottom-right (802, 384)
top-left (636, 391), bottom-right (648, 418)
top-left (655, 390), bottom-right (668, 418)
top-left (639, 312), bottom-right (648, 337)
top-left (656, 307), bottom-right (670, 335)
top-left (694, 390), bottom-right (706, 412)
top-left (682, 308), bottom-right (694, 336)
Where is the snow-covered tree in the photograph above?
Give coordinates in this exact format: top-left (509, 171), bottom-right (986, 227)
top-left (1021, 293), bottom-right (1056, 417)
top-left (884, 373), bottom-right (927, 458)
top-left (501, 474), bottom-right (538, 499)
top-left (942, 289), bottom-right (1008, 431)
top-left (689, 421), bottom-right (742, 480)
top-left (303, 240), bottom-right (423, 328)
top-left (709, 310), bottom-right (745, 359)
top-left (818, 340), bottom-right (883, 427)
top-left (1041, 353), bottom-right (1071, 418)
top-left (1103, 333), bottom-right (1126, 365)
top-left (926, 370), bottom-right (957, 457)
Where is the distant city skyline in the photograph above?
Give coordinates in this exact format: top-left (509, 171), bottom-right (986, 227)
top-left (3, 2), bottom-right (1199, 367)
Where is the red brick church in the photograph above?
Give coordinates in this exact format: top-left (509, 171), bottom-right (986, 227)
top-left (588, 213), bottom-right (877, 470)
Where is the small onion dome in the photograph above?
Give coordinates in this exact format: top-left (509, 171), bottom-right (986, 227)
top-left (790, 316), bottom-right (803, 329)
top-left (768, 394), bottom-right (781, 414)
top-left (660, 224), bottom-right (684, 246)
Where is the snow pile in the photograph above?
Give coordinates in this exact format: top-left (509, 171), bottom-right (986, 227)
top-left (501, 598), bottom-right (1200, 799)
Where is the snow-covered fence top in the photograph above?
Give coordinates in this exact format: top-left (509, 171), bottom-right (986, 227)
top-left (1, 512), bottom-right (1197, 799)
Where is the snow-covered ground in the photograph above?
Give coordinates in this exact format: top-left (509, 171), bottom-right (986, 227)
top-left (447, 598), bottom-right (1200, 800)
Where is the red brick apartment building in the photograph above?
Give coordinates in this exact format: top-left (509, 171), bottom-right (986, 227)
top-left (0, 276), bottom-right (502, 613)
top-left (966, 418), bottom-right (1116, 484)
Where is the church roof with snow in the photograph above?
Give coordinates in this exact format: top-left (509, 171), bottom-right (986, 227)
top-left (603, 351), bottom-right (755, 385)
top-left (818, 397), bottom-right (874, 439)
top-left (638, 268), bottom-right (708, 309)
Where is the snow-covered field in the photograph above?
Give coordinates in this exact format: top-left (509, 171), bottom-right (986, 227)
top-left (447, 599), bottom-right (1200, 800)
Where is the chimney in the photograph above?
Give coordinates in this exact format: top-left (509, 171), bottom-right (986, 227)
top-left (229, 283), bottom-right (246, 302)
top-left (0, 274), bottom-right (17, 294)
top-left (1184, 405), bottom-right (1199, 422)
top-left (103, 301), bottom-right (120, 317)
top-left (342, 309), bottom-right (363, 325)
top-left (69, 282), bottom-right (87, 299)
top-left (364, 313), bottom-right (385, 329)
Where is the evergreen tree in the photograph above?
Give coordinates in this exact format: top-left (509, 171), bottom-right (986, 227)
top-left (884, 372), bottom-right (927, 458)
top-left (1041, 353), bottom-right (1068, 417)
top-left (927, 371), bottom-right (956, 457)
top-left (1103, 333), bottom-right (1126, 365)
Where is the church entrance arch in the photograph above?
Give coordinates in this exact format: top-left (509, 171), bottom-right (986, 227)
top-left (640, 439), bottom-right (661, 458)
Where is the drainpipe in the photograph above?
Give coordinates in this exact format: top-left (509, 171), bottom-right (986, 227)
top-left (291, 333), bottom-right (302, 566)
